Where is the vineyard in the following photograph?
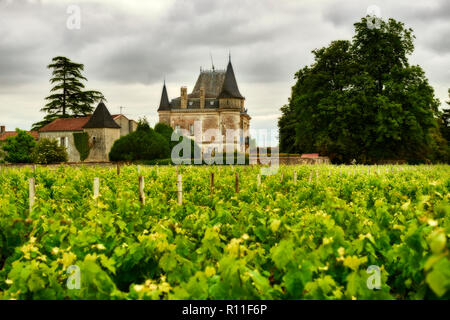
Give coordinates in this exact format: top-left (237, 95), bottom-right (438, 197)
top-left (0, 164), bottom-right (449, 300)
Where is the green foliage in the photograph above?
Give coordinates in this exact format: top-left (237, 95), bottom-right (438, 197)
top-left (279, 17), bottom-right (441, 163)
top-left (31, 138), bottom-right (68, 164)
top-left (2, 129), bottom-right (37, 163)
top-left (32, 56), bottom-right (105, 130)
top-left (73, 132), bottom-right (91, 161)
top-left (154, 122), bottom-right (175, 148)
top-left (109, 119), bottom-right (170, 162)
top-left (0, 164), bottom-right (449, 300)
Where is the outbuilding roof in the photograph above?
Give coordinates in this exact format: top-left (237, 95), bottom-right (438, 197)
top-left (39, 117), bottom-right (90, 132)
top-left (82, 102), bottom-right (120, 129)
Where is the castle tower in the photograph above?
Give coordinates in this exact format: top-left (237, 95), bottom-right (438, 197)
top-left (218, 58), bottom-right (245, 110)
top-left (83, 101), bottom-right (121, 161)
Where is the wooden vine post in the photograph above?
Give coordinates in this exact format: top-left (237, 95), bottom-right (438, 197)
top-left (308, 171), bottom-right (313, 184)
top-left (139, 176), bottom-right (145, 205)
top-left (93, 177), bottom-right (99, 202)
top-left (293, 171), bottom-right (297, 185)
top-left (177, 174), bottom-right (183, 205)
top-left (29, 178), bottom-right (35, 213)
top-left (116, 163), bottom-right (120, 175)
top-left (210, 172), bottom-right (214, 195)
top-left (257, 174), bottom-right (261, 188)
top-left (235, 172), bottom-right (239, 193)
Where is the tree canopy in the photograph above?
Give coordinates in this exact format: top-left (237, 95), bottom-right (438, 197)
top-left (109, 119), bottom-right (170, 162)
top-left (2, 130), bottom-right (37, 163)
top-left (278, 16), bottom-right (445, 163)
top-left (32, 56), bottom-right (105, 130)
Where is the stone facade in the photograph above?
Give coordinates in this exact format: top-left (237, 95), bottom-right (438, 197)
top-left (83, 128), bottom-right (121, 162)
top-left (39, 128), bottom-right (121, 162)
top-left (39, 130), bottom-right (83, 162)
top-left (113, 115), bottom-right (138, 137)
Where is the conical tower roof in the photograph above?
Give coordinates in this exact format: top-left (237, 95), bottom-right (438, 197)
top-left (218, 60), bottom-right (244, 99)
top-left (158, 82), bottom-right (171, 111)
top-left (83, 102), bottom-right (120, 129)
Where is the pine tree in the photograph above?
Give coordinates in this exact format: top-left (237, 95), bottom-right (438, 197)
top-left (32, 56), bottom-right (105, 130)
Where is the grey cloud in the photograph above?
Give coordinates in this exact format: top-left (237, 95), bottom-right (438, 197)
top-left (0, 0), bottom-right (449, 132)
top-left (425, 25), bottom-right (450, 54)
top-left (410, 0), bottom-right (450, 22)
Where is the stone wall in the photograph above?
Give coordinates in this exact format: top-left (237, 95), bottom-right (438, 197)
top-left (277, 156), bottom-right (331, 165)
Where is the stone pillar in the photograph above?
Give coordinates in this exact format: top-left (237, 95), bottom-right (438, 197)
top-left (200, 87), bottom-right (205, 109)
top-left (181, 87), bottom-right (187, 109)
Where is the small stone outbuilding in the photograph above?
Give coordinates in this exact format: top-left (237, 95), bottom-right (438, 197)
top-left (39, 102), bottom-right (137, 162)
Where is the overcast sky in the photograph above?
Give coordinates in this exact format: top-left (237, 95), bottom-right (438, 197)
top-left (0, 0), bottom-right (449, 142)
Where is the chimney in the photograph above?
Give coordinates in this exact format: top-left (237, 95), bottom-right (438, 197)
top-left (200, 86), bottom-right (205, 109)
top-left (181, 87), bottom-right (187, 109)
top-left (0, 126), bottom-right (5, 134)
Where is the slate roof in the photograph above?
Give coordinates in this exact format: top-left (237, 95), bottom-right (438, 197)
top-left (218, 61), bottom-right (244, 99)
top-left (190, 70), bottom-right (226, 98)
top-left (82, 102), bottom-right (120, 129)
top-left (39, 117), bottom-right (90, 132)
top-left (160, 60), bottom-right (245, 110)
top-left (158, 83), bottom-right (171, 111)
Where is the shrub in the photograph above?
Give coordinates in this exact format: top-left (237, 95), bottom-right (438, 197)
top-left (155, 122), bottom-right (176, 148)
top-left (31, 138), bottom-right (68, 164)
top-left (3, 129), bottom-right (37, 163)
top-left (109, 120), bottom-right (170, 161)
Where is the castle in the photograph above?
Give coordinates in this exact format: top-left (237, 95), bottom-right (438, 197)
top-left (157, 58), bottom-right (251, 153)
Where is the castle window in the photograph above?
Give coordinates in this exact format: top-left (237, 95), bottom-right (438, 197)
top-left (189, 101), bottom-right (193, 106)
top-left (210, 101), bottom-right (214, 106)
top-left (189, 124), bottom-right (194, 136)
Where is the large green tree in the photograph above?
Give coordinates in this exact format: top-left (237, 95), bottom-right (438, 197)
top-left (279, 17), bottom-right (441, 163)
top-left (32, 56), bottom-right (105, 130)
